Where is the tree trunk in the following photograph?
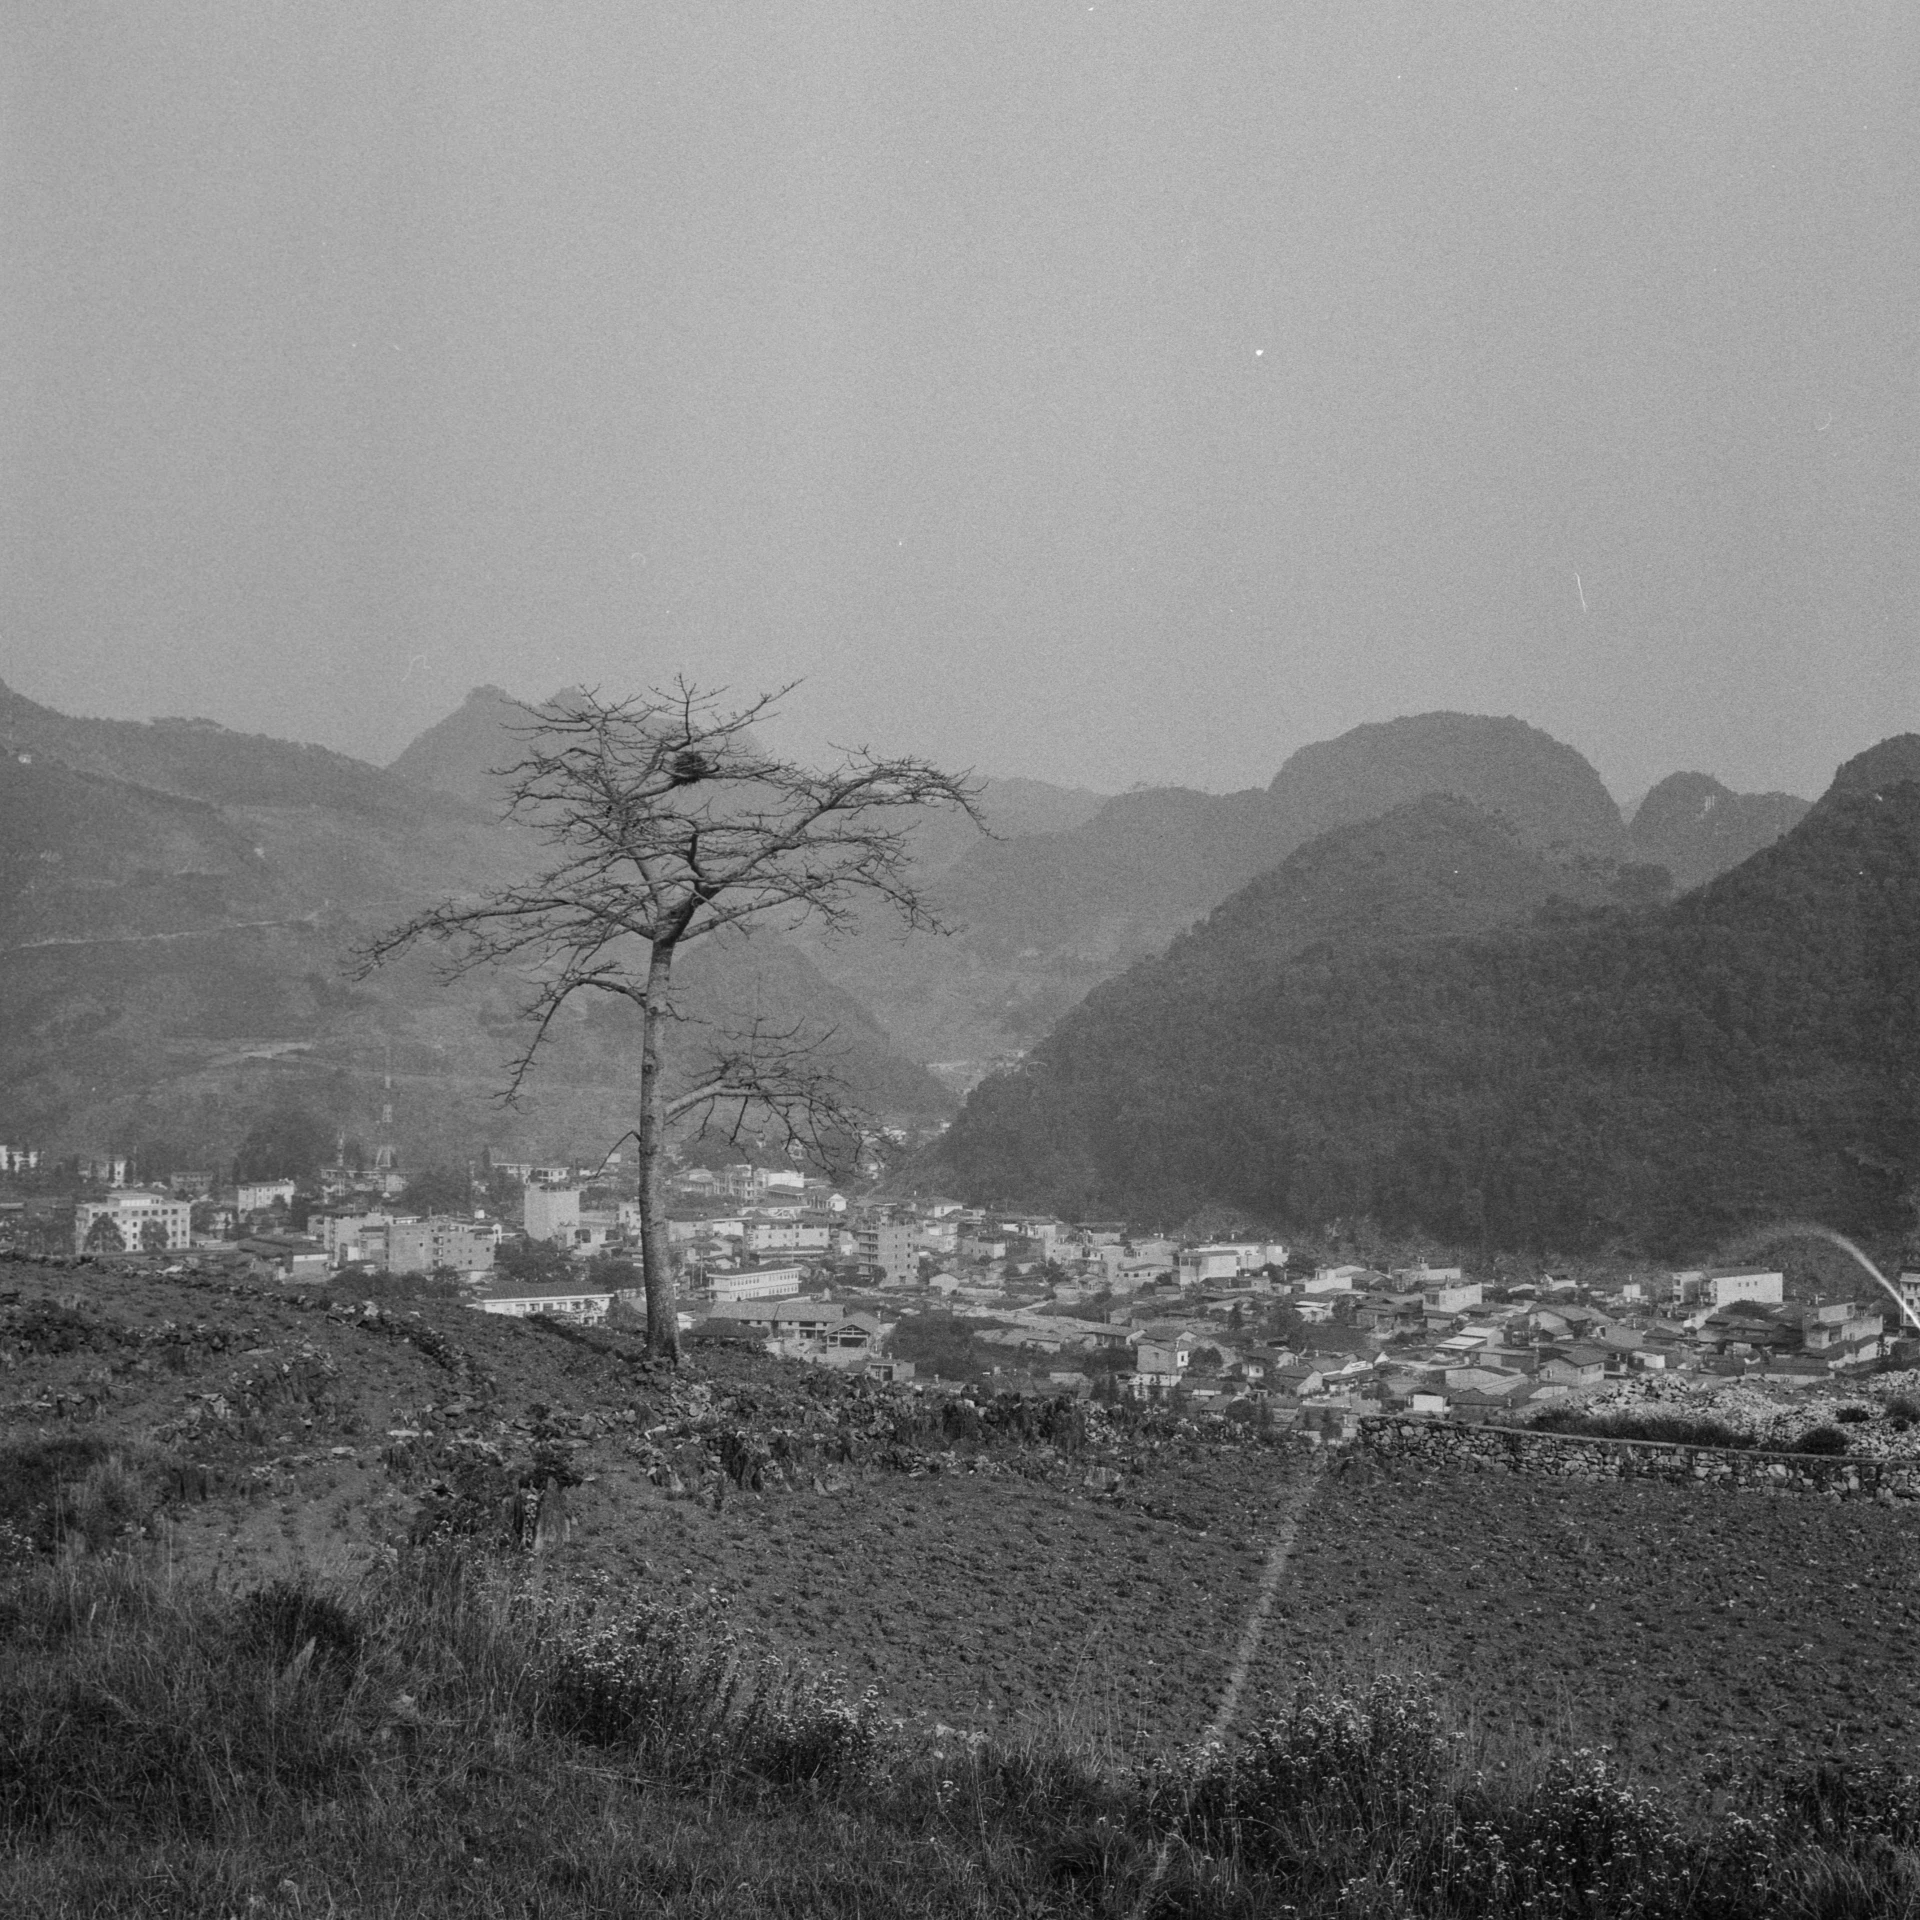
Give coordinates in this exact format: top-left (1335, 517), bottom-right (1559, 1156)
top-left (635, 946), bottom-right (680, 1362)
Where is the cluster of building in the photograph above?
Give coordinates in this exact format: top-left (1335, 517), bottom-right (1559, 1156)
top-left (959, 1253), bottom-right (1917, 1419)
top-left (40, 1139), bottom-right (1917, 1422)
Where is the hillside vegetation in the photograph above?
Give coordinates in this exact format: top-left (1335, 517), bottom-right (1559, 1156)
top-left (815, 712), bottom-right (1809, 1067)
top-left (0, 677), bottom-right (1826, 1161)
top-left (937, 740), bottom-right (1920, 1256)
top-left (0, 680), bottom-right (954, 1169)
top-left (1629, 772), bottom-right (1811, 890)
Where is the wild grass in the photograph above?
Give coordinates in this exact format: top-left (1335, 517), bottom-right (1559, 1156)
top-left (4, 1548), bottom-right (1920, 1917)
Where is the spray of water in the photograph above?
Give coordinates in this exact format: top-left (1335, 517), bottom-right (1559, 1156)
top-left (1720, 1220), bottom-right (1917, 1334)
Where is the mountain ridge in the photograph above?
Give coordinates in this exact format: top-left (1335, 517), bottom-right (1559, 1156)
top-left (934, 739), bottom-right (1920, 1256)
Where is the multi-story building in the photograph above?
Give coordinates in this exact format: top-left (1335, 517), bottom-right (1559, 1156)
top-left (854, 1215), bottom-right (916, 1286)
top-left (315, 1209), bottom-right (396, 1266)
top-left (1421, 1278), bottom-right (1485, 1316)
top-left (1803, 1301), bottom-right (1884, 1366)
top-left (744, 1216), bottom-right (832, 1257)
top-left (1703, 1268), bottom-right (1784, 1309)
top-left (236, 1179), bottom-right (296, 1213)
top-left (523, 1183), bottom-right (581, 1244)
top-left (1899, 1272), bottom-right (1920, 1333)
top-left (387, 1217), bottom-right (498, 1277)
top-left (1176, 1246), bottom-right (1246, 1287)
top-left (74, 1188), bottom-right (193, 1253)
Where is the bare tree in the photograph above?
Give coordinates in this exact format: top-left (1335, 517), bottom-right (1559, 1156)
top-left (355, 681), bottom-right (981, 1359)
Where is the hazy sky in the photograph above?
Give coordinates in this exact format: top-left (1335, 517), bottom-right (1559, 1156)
top-left (5, 2), bottom-right (1917, 800)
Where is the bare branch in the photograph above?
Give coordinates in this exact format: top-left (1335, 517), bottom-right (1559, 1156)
top-left (352, 680), bottom-right (982, 1354)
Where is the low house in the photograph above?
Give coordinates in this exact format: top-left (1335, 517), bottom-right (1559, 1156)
top-left (1355, 1292), bottom-right (1425, 1337)
top-left (708, 1265), bottom-right (803, 1303)
top-left (1535, 1343), bottom-right (1608, 1391)
top-left (235, 1233), bottom-right (328, 1282)
top-left (1303, 1264), bottom-right (1367, 1296)
top-left (1450, 1380), bottom-right (1535, 1423)
top-left (701, 1299), bottom-right (846, 1345)
top-left (1270, 1361), bottom-right (1327, 1400)
top-left (472, 1281), bottom-right (626, 1323)
top-left (1803, 1302), bottom-right (1884, 1369)
top-left (1132, 1331), bottom-right (1195, 1379)
top-left (1443, 1365), bottom-right (1531, 1394)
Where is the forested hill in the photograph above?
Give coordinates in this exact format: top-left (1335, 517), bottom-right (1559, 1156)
top-left (934, 739), bottom-right (1920, 1259)
top-left (1627, 772), bottom-right (1810, 890)
top-left (0, 680), bottom-right (954, 1172)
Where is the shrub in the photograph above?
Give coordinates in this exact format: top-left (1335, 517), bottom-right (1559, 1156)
top-left (0, 1440), bottom-right (113, 1554)
top-left (1153, 1675), bottom-right (1454, 1868)
top-left (1531, 1408), bottom-right (1756, 1449)
top-left (1796, 1426), bottom-right (1850, 1456)
top-left (240, 1580), bottom-right (365, 1679)
top-left (532, 1584), bottom-right (881, 1790)
top-left (1834, 1405), bottom-right (1871, 1424)
top-left (58, 1455), bottom-right (148, 1554)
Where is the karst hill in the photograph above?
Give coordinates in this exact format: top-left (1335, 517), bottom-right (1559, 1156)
top-left (936, 736), bottom-right (1920, 1256)
top-left (0, 678), bottom-right (1821, 1169)
top-left (0, 680), bottom-right (951, 1171)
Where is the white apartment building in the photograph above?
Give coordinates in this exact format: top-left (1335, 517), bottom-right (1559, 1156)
top-left (236, 1179), bottom-right (296, 1213)
top-left (854, 1216), bottom-right (916, 1285)
top-left (1704, 1268), bottom-right (1784, 1309)
top-left (523, 1184), bottom-right (581, 1244)
top-left (1176, 1246), bottom-right (1246, 1286)
top-left (75, 1189), bottom-right (192, 1253)
top-left (1304, 1264), bottom-right (1366, 1295)
top-left (745, 1217), bottom-right (831, 1257)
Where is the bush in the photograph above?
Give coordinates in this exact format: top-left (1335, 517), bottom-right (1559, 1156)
top-left (0, 1440), bottom-right (112, 1554)
top-left (0, 1442), bottom-right (162, 1557)
top-left (1530, 1408), bottom-right (1756, 1449)
top-left (240, 1580), bottom-right (365, 1679)
top-left (1834, 1405), bottom-right (1871, 1424)
top-left (535, 1585), bottom-right (880, 1789)
top-left (1796, 1426), bottom-right (1850, 1456)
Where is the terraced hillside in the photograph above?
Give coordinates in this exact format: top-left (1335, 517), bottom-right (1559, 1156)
top-left (6, 1253), bottom-right (1919, 1790)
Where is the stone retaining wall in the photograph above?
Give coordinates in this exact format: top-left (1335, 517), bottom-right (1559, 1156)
top-left (1358, 1415), bottom-right (1920, 1503)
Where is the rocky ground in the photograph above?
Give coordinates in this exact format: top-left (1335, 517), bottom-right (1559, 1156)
top-left (7, 1254), bottom-right (1920, 1788)
top-left (1543, 1370), bottom-right (1920, 1457)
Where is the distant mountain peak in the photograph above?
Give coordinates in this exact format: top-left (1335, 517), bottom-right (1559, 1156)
top-left (387, 685), bottom-right (536, 808)
top-left (1267, 710), bottom-right (1626, 854)
top-left (1822, 734), bottom-right (1920, 802)
top-left (1627, 771), bottom-right (1811, 891)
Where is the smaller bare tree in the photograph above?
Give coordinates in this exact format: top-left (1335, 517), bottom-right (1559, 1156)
top-left (356, 681), bottom-right (981, 1360)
